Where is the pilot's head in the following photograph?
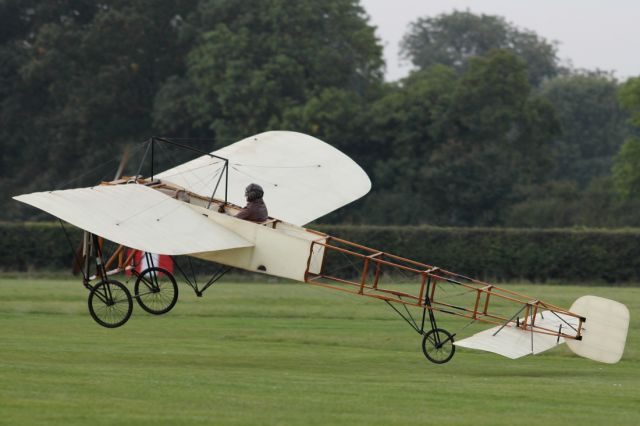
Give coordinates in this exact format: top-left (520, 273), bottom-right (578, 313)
top-left (245, 183), bottom-right (264, 202)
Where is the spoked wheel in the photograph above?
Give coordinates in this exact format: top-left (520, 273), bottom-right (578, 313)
top-left (134, 267), bottom-right (178, 315)
top-left (422, 328), bottom-right (456, 364)
top-left (88, 280), bottom-right (133, 328)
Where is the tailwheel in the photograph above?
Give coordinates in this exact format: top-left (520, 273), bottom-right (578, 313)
top-left (88, 280), bottom-right (133, 328)
top-left (134, 267), bottom-right (178, 315)
top-left (422, 328), bottom-right (456, 364)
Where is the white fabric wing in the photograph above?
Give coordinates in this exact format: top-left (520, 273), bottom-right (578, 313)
top-left (13, 184), bottom-right (252, 255)
top-left (155, 131), bottom-right (371, 225)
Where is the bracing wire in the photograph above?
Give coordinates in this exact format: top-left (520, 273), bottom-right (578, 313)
top-left (232, 162), bottom-right (321, 169)
top-left (230, 165), bottom-right (280, 187)
top-left (154, 141), bottom-right (227, 199)
top-left (54, 141), bottom-right (147, 190)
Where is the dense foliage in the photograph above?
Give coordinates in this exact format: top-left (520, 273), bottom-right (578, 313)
top-left (613, 77), bottom-right (640, 200)
top-left (1, 2), bottom-right (638, 228)
top-left (400, 10), bottom-right (560, 86)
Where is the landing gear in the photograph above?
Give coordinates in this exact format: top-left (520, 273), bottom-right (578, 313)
top-left (88, 280), bottom-right (133, 328)
top-left (384, 299), bottom-right (457, 364)
top-left (422, 328), bottom-right (455, 364)
top-left (134, 267), bottom-right (179, 315)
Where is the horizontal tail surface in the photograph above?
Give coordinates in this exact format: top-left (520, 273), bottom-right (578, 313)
top-left (454, 311), bottom-right (577, 359)
top-left (454, 295), bottom-right (629, 363)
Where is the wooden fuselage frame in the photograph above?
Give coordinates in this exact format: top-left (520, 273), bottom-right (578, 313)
top-left (304, 236), bottom-right (585, 341)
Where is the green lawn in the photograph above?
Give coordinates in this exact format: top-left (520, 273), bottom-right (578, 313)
top-left (1, 278), bottom-right (638, 425)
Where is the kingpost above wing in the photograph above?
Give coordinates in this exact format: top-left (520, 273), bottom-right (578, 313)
top-left (13, 184), bottom-right (252, 255)
top-left (155, 131), bottom-right (371, 226)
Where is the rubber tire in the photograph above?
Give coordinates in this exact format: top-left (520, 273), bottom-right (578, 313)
top-left (88, 280), bottom-right (133, 328)
top-left (134, 267), bottom-right (178, 315)
top-left (422, 328), bottom-right (456, 364)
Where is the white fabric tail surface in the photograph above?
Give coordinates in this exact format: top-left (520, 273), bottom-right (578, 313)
top-left (454, 311), bottom-right (579, 359)
top-left (565, 296), bottom-right (629, 364)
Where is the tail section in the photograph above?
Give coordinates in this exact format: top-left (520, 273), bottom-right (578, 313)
top-left (454, 295), bottom-right (629, 364)
top-left (566, 296), bottom-right (629, 364)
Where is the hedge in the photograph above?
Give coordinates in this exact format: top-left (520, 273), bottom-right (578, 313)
top-left (316, 225), bottom-right (640, 283)
top-left (0, 222), bottom-right (82, 272)
top-left (2, 222), bottom-right (640, 283)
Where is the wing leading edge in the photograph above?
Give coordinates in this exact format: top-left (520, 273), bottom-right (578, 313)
top-left (13, 184), bottom-right (252, 255)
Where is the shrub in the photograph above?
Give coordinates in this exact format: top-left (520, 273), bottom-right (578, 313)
top-left (2, 222), bottom-right (640, 283)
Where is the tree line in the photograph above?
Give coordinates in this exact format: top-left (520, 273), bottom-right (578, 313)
top-left (1, 0), bottom-right (639, 227)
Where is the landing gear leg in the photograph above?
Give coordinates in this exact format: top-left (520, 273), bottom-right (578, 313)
top-left (419, 276), bottom-right (455, 364)
top-left (86, 234), bottom-right (133, 328)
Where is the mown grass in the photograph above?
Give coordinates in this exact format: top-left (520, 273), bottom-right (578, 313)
top-left (1, 278), bottom-right (638, 425)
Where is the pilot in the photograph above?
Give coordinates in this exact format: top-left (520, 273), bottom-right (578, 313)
top-left (235, 183), bottom-right (269, 222)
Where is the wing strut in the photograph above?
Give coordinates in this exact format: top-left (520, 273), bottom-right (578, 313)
top-left (170, 256), bottom-right (232, 298)
top-left (136, 137), bottom-right (232, 208)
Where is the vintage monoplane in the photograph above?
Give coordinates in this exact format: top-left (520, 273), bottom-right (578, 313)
top-left (14, 131), bottom-right (630, 364)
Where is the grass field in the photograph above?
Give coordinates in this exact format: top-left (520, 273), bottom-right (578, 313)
top-left (1, 277), bottom-right (638, 425)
